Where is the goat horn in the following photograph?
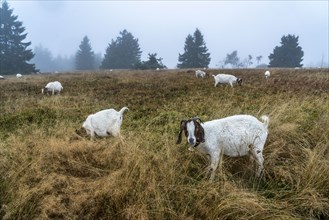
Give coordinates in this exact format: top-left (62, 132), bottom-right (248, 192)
top-left (191, 116), bottom-right (203, 123)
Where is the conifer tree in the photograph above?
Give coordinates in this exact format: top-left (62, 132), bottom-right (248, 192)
top-left (135, 53), bottom-right (166, 70)
top-left (268, 34), bottom-right (304, 68)
top-left (101, 30), bottom-right (141, 69)
top-left (0, 1), bottom-right (37, 75)
top-left (177, 35), bottom-right (195, 68)
top-left (75, 36), bottom-right (95, 70)
top-left (177, 28), bottom-right (211, 68)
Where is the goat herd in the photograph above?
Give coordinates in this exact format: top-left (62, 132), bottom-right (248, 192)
top-left (196, 69), bottom-right (270, 87)
top-left (7, 70), bottom-right (272, 180)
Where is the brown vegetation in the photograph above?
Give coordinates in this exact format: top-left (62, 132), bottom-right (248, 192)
top-left (0, 68), bottom-right (328, 219)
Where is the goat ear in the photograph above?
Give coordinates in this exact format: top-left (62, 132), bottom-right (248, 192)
top-left (176, 120), bottom-right (187, 144)
top-left (198, 124), bottom-right (205, 143)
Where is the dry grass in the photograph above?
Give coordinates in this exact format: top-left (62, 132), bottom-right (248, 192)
top-left (0, 68), bottom-right (328, 219)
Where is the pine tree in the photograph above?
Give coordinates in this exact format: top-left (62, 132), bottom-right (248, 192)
top-left (75, 36), bottom-right (95, 70)
top-left (0, 1), bottom-right (37, 75)
top-left (193, 28), bottom-right (211, 67)
top-left (177, 28), bottom-right (211, 68)
top-left (135, 53), bottom-right (167, 70)
top-left (268, 34), bottom-right (304, 68)
top-left (177, 34), bottom-right (194, 68)
top-left (101, 30), bottom-right (141, 69)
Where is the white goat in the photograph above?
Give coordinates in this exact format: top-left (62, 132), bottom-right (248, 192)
top-left (264, 70), bottom-right (270, 79)
top-left (195, 70), bottom-right (207, 78)
top-left (42, 81), bottom-right (63, 95)
top-left (82, 107), bottom-right (129, 140)
top-left (177, 115), bottom-right (269, 180)
top-left (212, 74), bottom-right (242, 87)
top-left (16, 73), bottom-right (22, 78)
top-left (0, 75), bottom-right (4, 80)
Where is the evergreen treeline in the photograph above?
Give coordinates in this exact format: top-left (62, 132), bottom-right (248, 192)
top-left (1, 2), bottom-right (309, 74)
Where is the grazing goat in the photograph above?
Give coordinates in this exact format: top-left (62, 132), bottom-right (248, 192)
top-left (0, 75), bottom-right (4, 80)
top-left (195, 70), bottom-right (207, 78)
top-left (16, 73), bottom-right (22, 78)
top-left (81, 107), bottom-right (129, 140)
top-left (177, 115), bottom-right (269, 180)
top-left (212, 74), bottom-right (242, 87)
top-left (42, 81), bottom-right (63, 95)
top-left (264, 71), bottom-right (270, 79)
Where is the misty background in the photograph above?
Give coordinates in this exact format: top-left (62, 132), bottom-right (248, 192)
top-left (7, 0), bottom-right (329, 72)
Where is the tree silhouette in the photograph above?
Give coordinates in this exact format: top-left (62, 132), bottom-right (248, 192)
top-left (268, 34), bottom-right (304, 68)
top-left (224, 50), bottom-right (240, 67)
top-left (32, 44), bottom-right (55, 72)
top-left (256, 55), bottom-right (263, 66)
top-left (0, 1), bottom-right (37, 75)
top-left (101, 30), bottom-right (142, 69)
top-left (177, 28), bottom-right (211, 68)
top-left (135, 53), bottom-right (166, 70)
top-left (246, 54), bottom-right (253, 67)
top-left (75, 36), bottom-right (95, 70)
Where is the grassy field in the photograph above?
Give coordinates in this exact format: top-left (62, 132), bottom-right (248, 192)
top-left (0, 68), bottom-right (328, 219)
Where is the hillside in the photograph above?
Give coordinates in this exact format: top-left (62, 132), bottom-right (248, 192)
top-left (0, 68), bottom-right (328, 219)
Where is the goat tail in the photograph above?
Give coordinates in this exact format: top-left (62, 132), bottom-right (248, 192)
top-left (119, 107), bottom-right (129, 115)
top-left (260, 115), bottom-right (269, 129)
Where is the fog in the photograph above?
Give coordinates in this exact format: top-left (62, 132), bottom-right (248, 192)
top-left (7, 0), bottom-right (329, 69)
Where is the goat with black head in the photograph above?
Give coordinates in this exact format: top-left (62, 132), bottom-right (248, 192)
top-left (176, 115), bottom-right (269, 180)
top-left (236, 78), bottom-right (243, 85)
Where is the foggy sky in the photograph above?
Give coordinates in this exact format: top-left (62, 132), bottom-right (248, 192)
top-left (6, 0), bottom-right (329, 68)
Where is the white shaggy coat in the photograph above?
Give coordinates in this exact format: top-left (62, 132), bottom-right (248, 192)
top-left (212, 74), bottom-right (242, 87)
top-left (82, 107), bottom-right (129, 139)
top-left (42, 81), bottom-right (63, 95)
top-left (195, 70), bottom-right (207, 78)
top-left (264, 70), bottom-right (270, 79)
top-left (179, 115), bottom-right (269, 180)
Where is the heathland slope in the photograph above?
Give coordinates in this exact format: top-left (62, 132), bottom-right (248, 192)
top-left (0, 68), bottom-right (328, 219)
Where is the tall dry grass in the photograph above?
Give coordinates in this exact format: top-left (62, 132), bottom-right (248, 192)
top-left (0, 68), bottom-right (328, 219)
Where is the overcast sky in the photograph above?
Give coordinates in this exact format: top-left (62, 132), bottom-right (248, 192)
top-left (6, 0), bottom-right (329, 68)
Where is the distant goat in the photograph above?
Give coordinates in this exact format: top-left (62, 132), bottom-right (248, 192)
top-left (212, 74), bottom-right (242, 87)
top-left (264, 70), bottom-right (270, 79)
top-left (0, 75), bottom-right (4, 80)
top-left (16, 73), bottom-right (22, 78)
top-left (42, 81), bottom-right (63, 95)
top-left (195, 70), bottom-right (207, 78)
top-left (177, 115), bottom-right (269, 180)
top-left (81, 107), bottom-right (129, 140)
